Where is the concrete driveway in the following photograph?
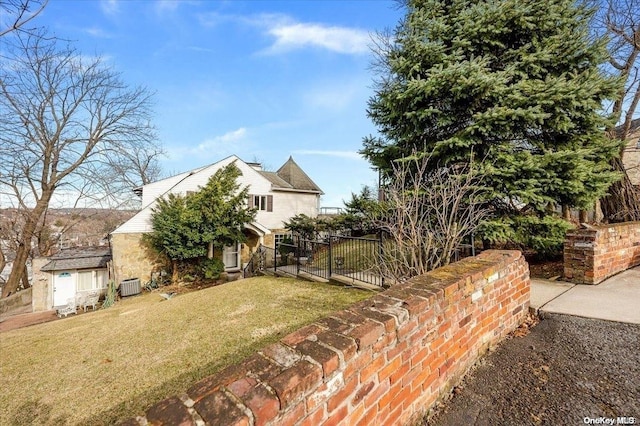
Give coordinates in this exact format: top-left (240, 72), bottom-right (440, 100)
top-left (530, 266), bottom-right (640, 324)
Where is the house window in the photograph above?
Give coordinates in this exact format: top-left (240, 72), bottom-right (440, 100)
top-left (223, 244), bottom-right (239, 270)
top-left (249, 194), bottom-right (273, 212)
top-left (96, 270), bottom-right (108, 288)
top-left (274, 233), bottom-right (291, 250)
top-left (77, 271), bottom-right (93, 291)
top-left (254, 195), bottom-right (266, 210)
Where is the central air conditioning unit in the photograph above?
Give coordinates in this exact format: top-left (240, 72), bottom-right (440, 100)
top-left (120, 278), bottom-right (141, 297)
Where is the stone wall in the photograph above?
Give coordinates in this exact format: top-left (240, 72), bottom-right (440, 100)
top-left (120, 250), bottom-right (530, 426)
top-left (31, 257), bottom-right (52, 311)
top-left (564, 221), bottom-right (640, 284)
top-left (0, 287), bottom-right (33, 318)
top-left (110, 233), bottom-right (163, 286)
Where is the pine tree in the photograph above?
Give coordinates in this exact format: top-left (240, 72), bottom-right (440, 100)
top-left (362, 0), bottom-right (622, 253)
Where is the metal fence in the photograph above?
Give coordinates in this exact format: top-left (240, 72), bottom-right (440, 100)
top-left (267, 233), bottom-right (384, 287)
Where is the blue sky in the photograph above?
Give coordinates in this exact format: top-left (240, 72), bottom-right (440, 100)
top-left (35, 0), bottom-right (404, 208)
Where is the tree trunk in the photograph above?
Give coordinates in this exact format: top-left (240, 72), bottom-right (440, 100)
top-left (20, 264), bottom-right (30, 289)
top-left (600, 157), bottom-right (640, 223)
top-left (171, 259), bottom-right (178, 284)
top-left (2, 192), bottom-right (53, 298)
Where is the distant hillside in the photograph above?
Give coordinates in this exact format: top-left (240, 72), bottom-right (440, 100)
top-left (0, 208), bottom-right (137, 257)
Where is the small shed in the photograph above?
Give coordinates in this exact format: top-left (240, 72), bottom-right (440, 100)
top-left (40, 247), bottom-right (111, 308)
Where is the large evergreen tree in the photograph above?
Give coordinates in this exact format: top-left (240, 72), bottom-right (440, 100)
top-left (362, 0), bottom-right (622, 253)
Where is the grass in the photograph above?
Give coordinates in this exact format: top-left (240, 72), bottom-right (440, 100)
top-left (311, 234), bottom-right (379, 272)
top-left (0, 276), bottom-right (371, 426)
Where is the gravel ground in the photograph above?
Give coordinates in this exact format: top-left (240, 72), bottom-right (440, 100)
top-left (427, 313), bottom-right (640, 426)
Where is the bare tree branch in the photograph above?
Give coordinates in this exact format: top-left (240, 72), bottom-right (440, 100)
top-left (0, 31), bottom-right (161, 297)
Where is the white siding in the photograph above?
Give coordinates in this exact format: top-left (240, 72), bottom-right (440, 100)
top-left (257, 191), bottom-right (319, 229)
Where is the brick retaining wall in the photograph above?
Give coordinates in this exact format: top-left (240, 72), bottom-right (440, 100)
top-left (564, 221), bottom-right (640, 284)
top-left (121, 250), bottom-right (530, 426)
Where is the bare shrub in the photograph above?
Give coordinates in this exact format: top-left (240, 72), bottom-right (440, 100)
top-left (373, 153), bottom-right (489, 284)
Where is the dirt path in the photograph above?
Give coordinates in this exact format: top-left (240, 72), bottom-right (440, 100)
top-left (427, 313), bottom-right (640, 426)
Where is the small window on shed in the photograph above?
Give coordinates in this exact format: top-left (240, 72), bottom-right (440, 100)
top-left (77, 271), bottom-right (93, 291)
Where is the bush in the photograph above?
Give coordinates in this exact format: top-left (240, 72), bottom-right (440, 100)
top-left (200, 257), bottom-right (224, 280)
top-left (479, 215), bottom-right (574, 258)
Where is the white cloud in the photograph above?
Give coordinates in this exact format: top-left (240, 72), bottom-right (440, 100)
top-left (195, 128), bottom-right (248, 152)
top-left (265, 22), bottom-right (371, 55)
top-left (293, 150), bottom-right (364, 160)
top-left (100, 0), bottom-right (119, 16)
top-left (84, 27), bottom-right (113, 38)
top-left (197, 12), bottom-right (371, 55)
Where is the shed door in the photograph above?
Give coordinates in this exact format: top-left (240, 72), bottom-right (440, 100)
top-left (53, 271), bottom-right (75, 306)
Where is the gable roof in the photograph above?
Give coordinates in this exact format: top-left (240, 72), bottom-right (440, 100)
top-left (276, 156), bottom-right (323, 193)
top-left (41, 247), bottom-right (111, 272)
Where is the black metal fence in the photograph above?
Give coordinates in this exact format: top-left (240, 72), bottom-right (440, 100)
top-left (244, 232), bottom-right (476, 287)
top-left (267, 233), bottom-right (384, 287)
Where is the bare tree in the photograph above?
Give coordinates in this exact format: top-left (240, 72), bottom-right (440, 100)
top-left (592, 0), bottom-right (640, 221)
top-left (0, 32), bottom-right (160, 297)
top-left (372, 153), bottom-right (488, 284)
top-left (0, 0), bottom-right (48, 38)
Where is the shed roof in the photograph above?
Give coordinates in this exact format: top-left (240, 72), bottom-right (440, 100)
top-left (40, 247), bottom-right (111, 272)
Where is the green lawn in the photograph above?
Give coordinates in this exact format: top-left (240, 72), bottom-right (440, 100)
top-left (0, 276), bottom-right (371, 425)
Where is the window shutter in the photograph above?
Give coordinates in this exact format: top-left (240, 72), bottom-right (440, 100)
top-left (267, 195), bottom-right (273, 212)
top-left (248, 195), bottom-right (254, 208)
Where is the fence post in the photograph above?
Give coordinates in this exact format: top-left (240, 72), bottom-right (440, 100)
top-left (296, 237), bottom-right (300, 275)
top-left (328, 232), bottom-right (332, 278)
top-left (379, 230), bottom-right (385, 287)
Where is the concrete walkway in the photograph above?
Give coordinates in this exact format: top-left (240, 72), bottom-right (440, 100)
top-left (530, 266), bottom-right (640, 324)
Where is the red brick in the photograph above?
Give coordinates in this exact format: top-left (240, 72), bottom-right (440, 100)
top-left (187, 363), bottom-right (248, 402)
top-left (327, 375), bottom-right (358, 412)
top-left (146, 397), bottom-right (194, 426)
top-left (357, 406), bottom-right (379, 426)
top-left (345, 320), bottom-right (385, 350)
top-left (402, 295), bottom-right (429, 316)
top-left (344, 348), bottom-right (372, 380)
top-left (271, 360), bottom-right (322, 408)
top-left (378, 355), bottom-right (402, 382)
top-left (193, 391), bottom-right (248, 426)
top-left (227, 377), bottom-right (257, 398)
top-left (352, 381), bottom-right (375, 405)
top-left (363, 375), bottom-right (390, 407)
top-left (242, 384), bottom-right (280, 426)
top-left (324, 405), bottom-right (348, 426)
top-left (295, 340), bottom-right (340, 377)
top-left (378, 381), bottom-right (402, 410)
top-left (281, 324), bottom-right (323, 346)
top-left (351, 306), bottom-right (397, 332)
top-left (389, 360), bottom-right (410, 385)
top-left (277, 401), bottom-right (306, 426)
top-left (359, 353), bottom-right (385, 382)
top-left (301, 406), bottom-right (327, 426)
top-left (316, 330), bottom-right (358, 362)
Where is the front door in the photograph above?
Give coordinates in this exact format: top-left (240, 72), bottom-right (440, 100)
top-left (53, 271), bottom-right (75, 306)
top-left (223, 244), bottom-right (240, 270)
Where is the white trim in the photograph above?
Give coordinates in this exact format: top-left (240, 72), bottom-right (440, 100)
top-left (244, 221), bottom-right (271, 236)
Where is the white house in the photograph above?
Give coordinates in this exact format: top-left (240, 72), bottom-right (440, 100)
top-left (110, 155), bottom-right (323, 284)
